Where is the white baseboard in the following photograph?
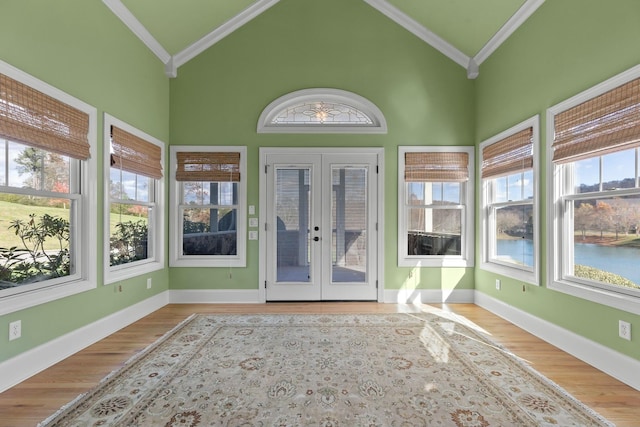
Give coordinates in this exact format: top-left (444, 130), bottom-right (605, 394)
top-left (474, 291), bottom-right (640, 391)
top-left (4, 288), bottom-right (638, 394)
top-left (384, 288), bottom-right (475, 304)
top-left (0, 291), bottom-right (169, 393)
top-left (169, 289), bottom-right (262, 304)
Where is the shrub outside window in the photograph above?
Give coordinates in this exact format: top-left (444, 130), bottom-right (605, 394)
top-left (548, 66), bottom-right (640, 314)
top-left (104, 114), bottom-right (164, 283)
top-left (169, 146), bottom-right (246, 267)
top-left (480, 116), bottom-right (539, 284)
top-left (398, 146), bottom-right (474, 268)
top-left (0, 62), bottom-right (97, 315)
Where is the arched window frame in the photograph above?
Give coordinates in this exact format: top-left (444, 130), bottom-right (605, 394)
top-left (257, 88), bottom-right (387, 134)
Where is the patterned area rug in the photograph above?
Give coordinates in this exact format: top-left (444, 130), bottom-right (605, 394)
top-left (40, 312), bottom-right (613, 426)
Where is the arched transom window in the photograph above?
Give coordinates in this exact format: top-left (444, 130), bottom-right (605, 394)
top-left (257, 88), bottom-right (387, 134)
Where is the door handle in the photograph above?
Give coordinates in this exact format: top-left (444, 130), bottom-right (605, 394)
top-left (313, 236), bottom-right (320, 241)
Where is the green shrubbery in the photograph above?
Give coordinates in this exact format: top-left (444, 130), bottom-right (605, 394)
top-left (574, 264), bottom-right (640, 289)
top-left (110, 220), bottom-right (148, 266)
top-left (0, 215), bottom-right (149, 288)
top-left (0, 214), bottom-right (70, 286)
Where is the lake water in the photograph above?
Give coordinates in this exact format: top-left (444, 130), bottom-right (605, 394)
top-left (496, 239), bottom-right (640, 284)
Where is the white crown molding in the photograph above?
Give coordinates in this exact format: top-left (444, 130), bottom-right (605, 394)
top-left (102, 0), bottom-right (171, 64)
top-left (362, 0), bottom-right (470, 70)
top-left (104, 0), bottom-right (544, 79)
top-left (466, 58), bottom-right (479, 79)
top-left (172, 0), bottom-right (281, 72)
top-left (165, 57), bottom-right (177, 78)
top-left (473, 0), bottom-right (545, 66)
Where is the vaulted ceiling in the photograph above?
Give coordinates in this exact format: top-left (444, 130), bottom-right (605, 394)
top-left (102, 0), bottom-right (544, 79)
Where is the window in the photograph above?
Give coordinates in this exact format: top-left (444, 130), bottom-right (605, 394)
top-left (0, 61), bottom-right (97, 315)
top-left (169, 146), bottom-right (246, 267)
top-left (398, 146), bottom-right (474, 267)
top-left (480, 116), bottom-right (539, 284)
top-left (257, 88), bottom-right (387, 134)
top-left (104, 114), bottom-right (164, 283)
top-left (548, 65), bottom-right (640, 314)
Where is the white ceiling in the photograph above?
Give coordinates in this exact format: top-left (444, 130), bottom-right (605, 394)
top-left (102, 0), bottom-right (545, 79)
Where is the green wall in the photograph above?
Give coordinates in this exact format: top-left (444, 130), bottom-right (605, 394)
top-left (2, 0), bottom-right (638, 371)
top-left (0, 0), bottom-right (170, 362)
top-left (169, 0), bottom-right (476, 293)
top-left (474, 0), bottom-right (640, 360)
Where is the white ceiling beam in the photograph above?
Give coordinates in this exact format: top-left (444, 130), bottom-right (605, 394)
top-left (362, 0), bottom-right (470, 69)
top-left (104, 0), bottom-right (544, 80)
top-left (172, 0), bottom-right (282, 72)
top-left (102, 0), bottom-right (171, 65)
top-left (473, 0), bottom-right (545, 66)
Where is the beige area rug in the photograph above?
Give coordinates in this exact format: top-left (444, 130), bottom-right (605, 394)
top-left (40, 311), bottom-right (614, 426)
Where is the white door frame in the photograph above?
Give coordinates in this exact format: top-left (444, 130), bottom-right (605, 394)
top-left (259, 147), bottom-right (384, 302)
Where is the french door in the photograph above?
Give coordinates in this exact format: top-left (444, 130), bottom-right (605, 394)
top-left (262, 149), bottom-right (379, 301)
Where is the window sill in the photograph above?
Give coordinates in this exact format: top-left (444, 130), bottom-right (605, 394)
top-left (0, 279), bottom-right (96, 316)
top-left (399, 257), bottom-right (473, 268)
top-left (549, 278), bottom-right (640, 315)
top-left (105, 260), bottom-right (164, 285)
top-left (480, 261), bottom-right (538, 285)
top-left (170, 256), bottom-right (246, 268)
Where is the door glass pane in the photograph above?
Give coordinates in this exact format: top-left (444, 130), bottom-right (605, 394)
top-left (276, 168), bottom-right (310, 282)
top-left (332, 166), bottom-right (367, 282)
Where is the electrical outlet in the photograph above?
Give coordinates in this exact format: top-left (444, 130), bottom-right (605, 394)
top-left (9, 320), bottom-right (21, 341)
top-left (147, 278), bottom-right (152, 289)
top-left (495, 279), bottom-right (501, 290)
top-left (619, 320), bottom-right (631, 341)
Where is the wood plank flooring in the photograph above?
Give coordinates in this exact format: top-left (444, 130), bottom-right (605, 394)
top-left (1, 302), bottom-right (638, 426)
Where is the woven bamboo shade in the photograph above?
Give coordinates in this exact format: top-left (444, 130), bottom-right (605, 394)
top-left (552, 77), bottom-right (640, 164)
top-left (175, 151), bottom-right (240, 182)
top-left (0, 73), bottom-right (90, 160)
top-left (405, 151), bottom-right (469, 182)
top-left (110, 126), bottom-right (162, 179)
top-left (482, 127), bottom-right (533, 179)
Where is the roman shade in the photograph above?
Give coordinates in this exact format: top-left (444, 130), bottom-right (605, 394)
top-left (110, 125), bottom-right (162, 179)
top-left (404, 151), bottom-right (469, 182)
top-left (175, 151), bottom-right (240, 182)
top-left (0, 73), bottom-right (90, 160)
top-left (482, 127), bottom-right (533, 179)
top-left (552, 77), bottom-right (640, 164)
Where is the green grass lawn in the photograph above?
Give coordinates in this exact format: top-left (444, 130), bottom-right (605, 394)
top-left (0, 200), bottom-right (145, 251)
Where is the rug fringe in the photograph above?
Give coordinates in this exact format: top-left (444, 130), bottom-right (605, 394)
top-left (37, 313), bottom-right (198, 427)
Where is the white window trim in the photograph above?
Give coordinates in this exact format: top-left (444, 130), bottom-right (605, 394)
top-left (257, 88), bottom-right (387, 134)
top-left (0, 60), bottom-right (97, 316)
top-left (480, 115), bottom-right (539, 285)
top-left (397, 146), bottom-right (475, 268)
top-left (103, 113), bottom-right (165, 284)
top-left (547, 64), bottom-right (640, 315)
top-left (169, 145), bottom-right (247, 267)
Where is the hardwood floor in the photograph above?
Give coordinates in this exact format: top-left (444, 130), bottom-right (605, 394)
top-left (1, 302), bottom-right (638, 426)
